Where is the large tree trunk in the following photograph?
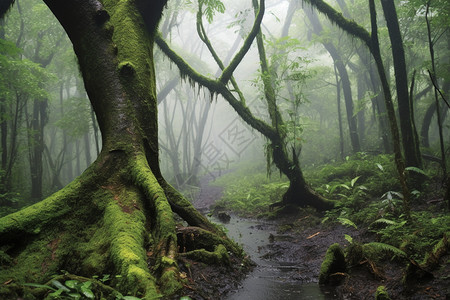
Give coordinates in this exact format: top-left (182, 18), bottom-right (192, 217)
top-left (0, 0), bottom-right (242, 298)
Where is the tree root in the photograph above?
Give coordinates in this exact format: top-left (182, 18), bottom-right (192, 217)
top-left (0, 151), bottom-right (243, 299)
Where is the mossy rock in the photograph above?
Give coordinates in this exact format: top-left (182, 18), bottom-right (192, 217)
top-left (374, 286), bottom-right (391, 300)
top-left (319, 243), bottom-right (346, 285)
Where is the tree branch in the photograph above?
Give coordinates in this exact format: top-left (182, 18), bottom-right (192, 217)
top-left (218, 0), bottom-right (265, 85)
top-left (303, 0), bottom-right (371, 47)
top-left (155, 33), bottom-right (278, 140)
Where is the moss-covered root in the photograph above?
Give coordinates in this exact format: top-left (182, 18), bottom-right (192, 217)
top-left (319, 243), bottom-right (347, 285)
top-left (374, 286), bottom-right (391, 300)
top-left (103, 201), bottom-right (160, 299)
top-left (160, 180), bottom-right (222, 233)
top-left (0, 177), bottom-right (82, 242)
top-left (176, 226), bottom-right (241, 256)
top-left (129, 154), bottom-right (182, 295)
top-left (181, 244), bottom-right (230, 266)
top-left (422, 232), bottom-right (450, 270)
top-left (402, 233), bottom-right (449, 286)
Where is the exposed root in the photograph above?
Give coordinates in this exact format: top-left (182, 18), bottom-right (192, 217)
top-left (0, 151), bottom-right (244, 299)
top-left (176, 226), bottom-right (241, 255)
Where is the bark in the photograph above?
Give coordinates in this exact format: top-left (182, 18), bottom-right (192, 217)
top-left (0, 1), bottom-right (241, 298)
top-left (380, 0), bottom-right (422, 169)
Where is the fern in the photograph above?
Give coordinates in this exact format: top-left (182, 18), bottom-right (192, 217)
top-left (405, 166), bottom-right (428, 177)
top-left (344, 234), bottom-right (353, 243)
top-left (370, 218), bottom-right (398, 227)
top-left (363, 242), bottom-right (407, 258)
top-left (337, 217), bottom-right (357, 229)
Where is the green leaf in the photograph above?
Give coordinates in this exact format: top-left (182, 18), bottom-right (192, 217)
top-left (370, 218), bottom-right (397, 227)
top-left (81, 285), bottom-right (95, 299)
top-left (350, 176), bottom-right (360, 187)
top-left (65, 280), bottom-right (79, 289)
top-left (52, 280), bottom-right (71, 292)
top-left (364, 242), bottom-right (407, 258)
top-left (49, 289), bottom-right (64, 297)
top-left (344, 234), bottom-right (353, 243)
top-left (337, 217), bottom-right (357, 229)
top-left (68, 292), bottom-right (82, 299)
top-left (82, 281), bottom-right (92, 289)
top-left (123, 296), bottom-right (142, 300)
top-left (405, 166), bottom-right (427, 176)
top-left (321, 216), bottom-right (330, 224)
top-left (376, 163), bottom-right (384, 171)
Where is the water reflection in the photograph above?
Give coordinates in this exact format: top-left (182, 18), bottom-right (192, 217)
top-left (214, 217), bottom-right (339, 300)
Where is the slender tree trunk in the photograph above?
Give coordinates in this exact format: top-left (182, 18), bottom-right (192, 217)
top-left (425, 1), bottom-right (447, 176)
top-left (335, 65), bottom-right (345, 160)
top-left (381, 0), bottom-right (422, 169)
top-left (357, 73), bottom-right (366, 148)
top-left (29, 98), bottom-right (47, 201)
top-left (305, 7), bottom-right (360, 153)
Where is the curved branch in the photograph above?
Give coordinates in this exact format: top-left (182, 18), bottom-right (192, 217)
top-left (304, 0), bottom-right (371, 47)
top-left (155, 33), bottom-right (278, 141)
top-left (196, 2), bottom-right (246, 103)
top-left (219, 0), bottom-right (264, 85)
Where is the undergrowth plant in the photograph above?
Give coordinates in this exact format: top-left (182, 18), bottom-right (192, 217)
top-left (211, 163), bottom-right (289, 217)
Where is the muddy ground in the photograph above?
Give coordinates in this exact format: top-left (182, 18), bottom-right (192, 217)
top-left (175, 173), bottom-right (450, 299)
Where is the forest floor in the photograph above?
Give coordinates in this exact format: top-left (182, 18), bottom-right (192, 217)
top-left (180, 171), bottom-right (450, 300)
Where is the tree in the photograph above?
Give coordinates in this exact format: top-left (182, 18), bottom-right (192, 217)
top-left (380, 0), bottom-right (422, 170)
top-left (303, 0), bottom-right (412, 215)
top-left (304, 6), bottom-right (361, 153)
top-left (156, 0), bottom-right (334, 210)
top-left (0, 1), bottom-right (241, 298)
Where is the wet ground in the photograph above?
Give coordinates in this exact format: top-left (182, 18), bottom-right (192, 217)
top-left (219, 217), bottom-right (340, 300)
top-left (182, 173), bottom-right (450, 299)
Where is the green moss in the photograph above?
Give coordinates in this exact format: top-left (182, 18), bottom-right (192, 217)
top-left (103, 195), bottom-right (159, 298)
top-left (319, 243), bottom-right (346, 285)
top-left (182, 244), bottom-right (230, 266)
top-left (159, 268), bottom-right (183, 296)
top-left (374, 286), bottom-right (391, 300)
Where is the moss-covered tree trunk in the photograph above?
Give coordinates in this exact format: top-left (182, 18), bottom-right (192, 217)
top-left (0, 0), bottom-right (240, 298)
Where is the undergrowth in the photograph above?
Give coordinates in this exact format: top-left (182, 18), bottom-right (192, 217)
top-left (211, 153), bottom-right (448, 262)
top-left (210, 163), bottom-right (289, 218)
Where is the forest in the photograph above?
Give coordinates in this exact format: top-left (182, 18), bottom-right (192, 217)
top-left (0, 0), bottom-right (448, 299)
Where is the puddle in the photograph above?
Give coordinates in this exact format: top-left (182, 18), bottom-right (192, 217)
top-left (213, 217), bottom-right (339, 300)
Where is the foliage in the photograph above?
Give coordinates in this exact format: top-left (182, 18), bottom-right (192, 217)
top-left (308, 153), bottom-right (399, 198)
top-left (371, 211), bottom-right (450, 261)
top-left (194, 0), bottom-right (225, 23)
top-left (23, 277), bottom-right (143, 300)
top-left (211, 162), bottom-right (288, 217)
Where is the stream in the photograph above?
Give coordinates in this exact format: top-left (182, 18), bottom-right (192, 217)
top-left (207, 216), bottom-right (338, 300)
top-left (213, 216), bottom-right (339, 300)
top-left (194, 172), bottom-right (339, 299)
